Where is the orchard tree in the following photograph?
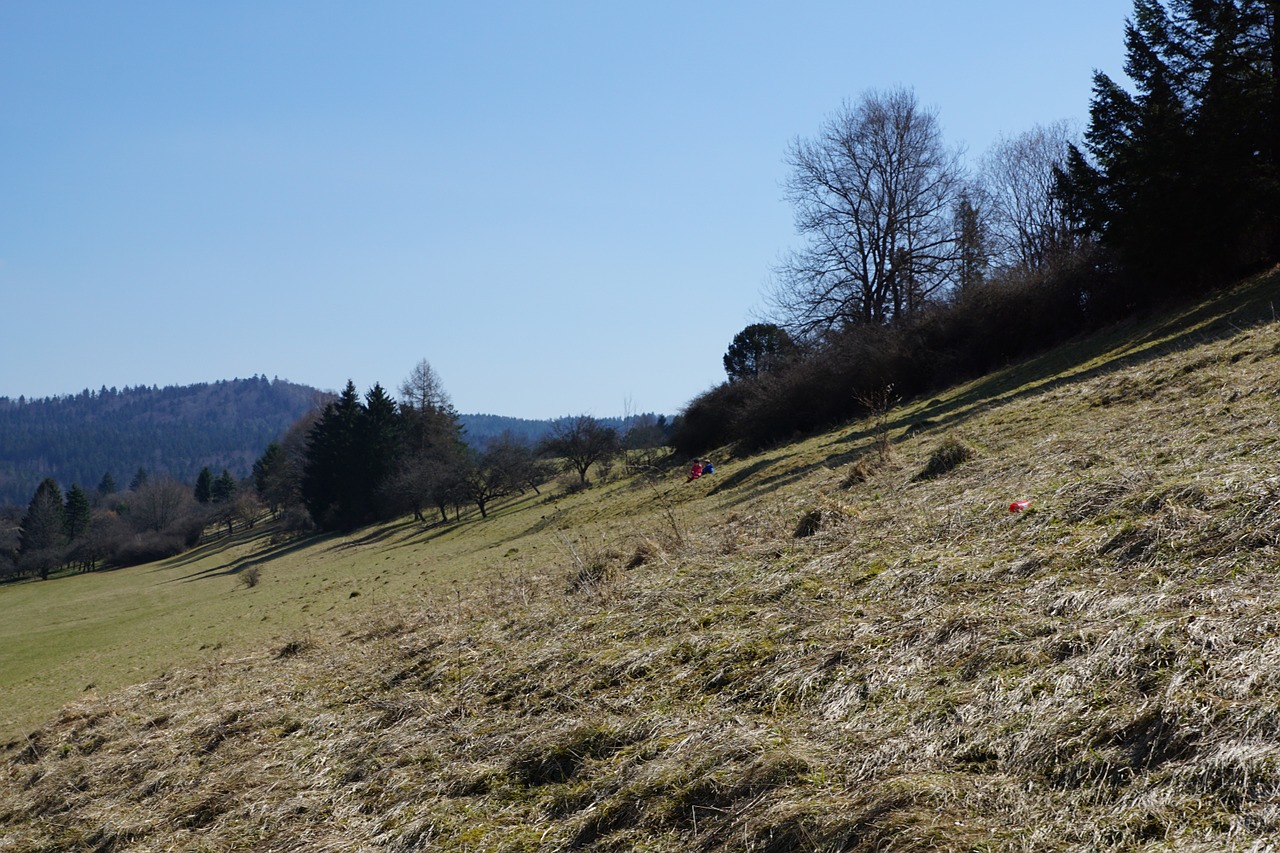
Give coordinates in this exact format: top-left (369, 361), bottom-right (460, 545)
top-left (129, 479), bottom-right (196, 533)
top-left (541, 415), bottom-right (620, 485)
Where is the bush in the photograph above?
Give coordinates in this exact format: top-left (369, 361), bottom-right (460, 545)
top-left (674, 248), bottom-right (1121, 456)
top-left (111, 533), bottom-right (188, 567)
top-left (915, 435), bottom-right (975, 480)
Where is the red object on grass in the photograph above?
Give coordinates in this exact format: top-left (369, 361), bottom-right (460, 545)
top-left (1009, 500), bottom-right (1030, 512)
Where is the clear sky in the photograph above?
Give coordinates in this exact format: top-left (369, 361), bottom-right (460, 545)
top-left (0, 1), bottom-right (1133, 419)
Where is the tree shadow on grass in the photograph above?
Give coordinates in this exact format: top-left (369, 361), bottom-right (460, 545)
top-left (157, 525), bottom-right (277, 572)
top-left (171, 534), bottom-right (323, 582)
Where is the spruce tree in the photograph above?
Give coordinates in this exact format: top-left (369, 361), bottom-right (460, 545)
top-left (194, 467), bottom-right (213, 504)
top-left (1059, 0), bottom-right (1280, 296)
top-left (63, 484), bottom-right (92, 543)
top-left (301, 381), bottom-right (365, 529)
top-left (211, 469), bottom-right (237, 504)
top-left (19, 478), bottom-right (66, 580)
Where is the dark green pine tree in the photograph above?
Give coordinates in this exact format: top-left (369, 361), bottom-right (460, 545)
top-left (97, 471), bottom-right (117, 497)
top-left (194, 467), bottom-right (214, 504)
top-left (360, 383), bottom-right (401, 518)
top-left (63, 484), bottom-right (92, 543)
top-left (302, 381), bottom-right (366, 530)
top-left (19, 478), bottom-right (66, 580)
top-left (129, 468), bottom-right (149, 491)
top-left (253, 442), bottom-right (282, 496)
top-left (252, 442), bottom-right (290, 515)
top-left (1059, 0), bottom-right (1280, 299)
top-left (723, 323), bottom-right (797, 382)
top-left (211, 469), bottom-right (237, 504)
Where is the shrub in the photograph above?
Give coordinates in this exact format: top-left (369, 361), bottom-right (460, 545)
top-left (111, 533), bottom-right (188, 567)
top-left (915, 435), bottom-right (975, 480)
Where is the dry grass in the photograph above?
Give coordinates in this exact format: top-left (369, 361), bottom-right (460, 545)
top-left (8, 272), bottom-right (1280, 850)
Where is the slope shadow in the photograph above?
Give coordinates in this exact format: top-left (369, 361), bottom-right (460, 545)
top-left (834, 271), bottom-right (1280, 452)
top-left (700, 271), bottom-right (1280, 500)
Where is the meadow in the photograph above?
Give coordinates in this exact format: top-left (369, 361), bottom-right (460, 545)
top-left (6, 269), bottom-right (1280, 850)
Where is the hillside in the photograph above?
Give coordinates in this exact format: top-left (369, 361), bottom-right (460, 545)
top-left (0, 378), bottom-right (321, 507)
top-left (5, 270), bottom-right (1280, 850)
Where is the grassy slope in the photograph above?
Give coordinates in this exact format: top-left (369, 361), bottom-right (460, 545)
top-left (6, 270), bottom-right (1280, 850)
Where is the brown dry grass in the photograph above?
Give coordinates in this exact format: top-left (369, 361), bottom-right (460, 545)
top-left (8, 272), bottom-right (1280, 850)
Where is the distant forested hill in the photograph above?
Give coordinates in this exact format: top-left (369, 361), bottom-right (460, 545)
top-left (0, 378), bottom-right (324, 507)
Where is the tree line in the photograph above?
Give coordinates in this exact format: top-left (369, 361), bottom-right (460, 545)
top-left (257, 360), bottom-right (667, 533)
top-left (674, 0), bottom-right (1280, 455)
top-left (0, 464), bottom-right (260, 582)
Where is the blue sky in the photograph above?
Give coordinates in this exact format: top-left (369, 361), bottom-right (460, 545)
top-left (0, 2), bottom-right (1132, 419)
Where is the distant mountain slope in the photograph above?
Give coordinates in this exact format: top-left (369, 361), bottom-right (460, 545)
top-left (0, 377), bottom-right (324, 506)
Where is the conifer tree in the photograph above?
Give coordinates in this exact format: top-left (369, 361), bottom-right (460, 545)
top-left (63, 484), bottom-right (92, 543)
top-left (194, 467), bottom-right (213, 504)
top-left (211, 469), bottom-right (237, 504)
top-left (1059, 0), bottom-right (1280, 294)
top-left (19, 478), bottom-right (66, 580)
top-left (301, 381), bottom-right (367, 530)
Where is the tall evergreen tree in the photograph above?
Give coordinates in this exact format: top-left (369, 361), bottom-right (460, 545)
top-left (360, 383), bottom-right (402, 517)
top-left (63, 484), bottom-right (92, 543)
top-left (301, 381), bottom-right (368, 530)
top-left (19, 478), bottom-right (66, 580)
top-left (194, 467), bottom-right (213, 504)
top-left (252, 441), bottom-right (292, 516)
top-left (211, 469), bottom-right (237, 504)
top-left (1059, 0), bottom-right (1280, 295)
top-left (97, 471), bottom-right (117, 497)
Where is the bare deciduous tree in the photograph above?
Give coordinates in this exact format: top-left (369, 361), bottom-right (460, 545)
top-left (540, 415), bottom-right (620, 485)
top-left (398, 358), bottom-right (452, 414)
top-left (979, 120), bottom-right (1081, 274)
top-left (772, 87), bottom-right (964, 335)
top-left (128, 479), bottom-right (196, 533)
